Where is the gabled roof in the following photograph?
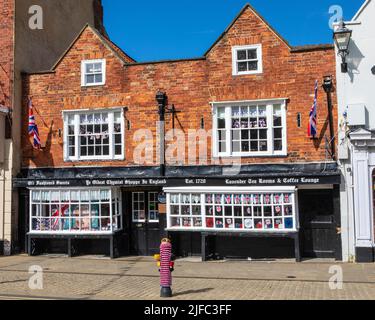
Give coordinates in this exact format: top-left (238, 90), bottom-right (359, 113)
top-left (353, 0), bottom-right (372, 21)
top-left (31, 3), bottom-right (333, 72)
top-left (204, 3), bottom-right (291, 56)
top-left (51, 24), bottom-right (135, 70)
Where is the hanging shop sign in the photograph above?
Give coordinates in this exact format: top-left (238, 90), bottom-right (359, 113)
top-left (158, 192), bottom-right (167, 204)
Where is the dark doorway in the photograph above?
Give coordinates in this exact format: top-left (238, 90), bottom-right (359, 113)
top-left (299, 189), bottom-right (336, 258)
top-left (128, 191), bottom-right (160, 256)
top-left (18, 189), bottom-right (29, 253)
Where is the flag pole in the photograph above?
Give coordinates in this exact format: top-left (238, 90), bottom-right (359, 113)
top-left (322, 76), bottom-right (336, 160)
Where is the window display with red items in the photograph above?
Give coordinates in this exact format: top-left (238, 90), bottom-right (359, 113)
top-left (206, 218), bottom-right (214, 228)
top-left (167, 189), bottom-right (297, 232)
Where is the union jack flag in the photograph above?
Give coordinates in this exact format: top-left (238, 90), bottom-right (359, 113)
top-left (28, 98), bottom-right (42, 149)
top-left (308, 80), bottom-right (319, 138)
top-left (52, 204), bottom-right (69, 230)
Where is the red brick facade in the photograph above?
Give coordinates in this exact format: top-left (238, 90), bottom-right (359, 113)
top-left (22, 5), bottom-right (337, 169)
top-left (0, 0), bottom-right (14, 110)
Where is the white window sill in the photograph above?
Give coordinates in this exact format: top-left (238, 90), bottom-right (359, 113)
top-left (28, 231), bottom-right (120, 236)
top-left (232, 71), bottom-right (263, 76)
top-left (166, 228), bottom-right (297, 233)
top-left (81, 82), bottom-right (106, 87)
top-left (214, 152), bottom-right (288, 158)
top-left (65, 156), bottom-right (125, 162)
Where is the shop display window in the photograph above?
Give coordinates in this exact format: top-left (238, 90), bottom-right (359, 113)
top-left (30, 188), bottom-right (122, 234)
top-left (168, 190), bottom-right (296, 232)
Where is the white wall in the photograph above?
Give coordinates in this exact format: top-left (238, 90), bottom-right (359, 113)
top-left (336, 0), bottom-right (375, 262)
top-left (336, 0), bottom-right (375, 128)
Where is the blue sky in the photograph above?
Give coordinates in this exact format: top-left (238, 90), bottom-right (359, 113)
top-left (102, 0), bottom-right (364, 62)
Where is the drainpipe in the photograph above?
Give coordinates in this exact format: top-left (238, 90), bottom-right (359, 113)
top-left (156, 91), bottom-right (167, 177)
top-left (322, 76), bottom-right (336, 160)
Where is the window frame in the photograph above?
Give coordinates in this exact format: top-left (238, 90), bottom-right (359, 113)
top-left (232, 44), bottom-right (263, 76)
top-left (132, 192), bottom-right (146, 223)
top-left (212, 99), bottom-right (288, 158)
top-left (63, 108), bottom-right (125, 162)
top-left (148, 192), bottom-right (160, 223)
top-left (81, 59), bottom-right (106, 87)
top-left (165, 187), bottom-right (298, 233)
top-left (29, 188), bottom-right (122, 235)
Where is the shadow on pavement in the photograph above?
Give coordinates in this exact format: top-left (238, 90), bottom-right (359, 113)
top-left (173, 288), bottom-right (214, 297)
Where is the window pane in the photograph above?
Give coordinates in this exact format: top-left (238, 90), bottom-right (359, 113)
top-left (247, 49), bottom-right (257, 59)
top-left (87, 114), bottom-right (93, 124)
top-left (93, 63), bottom-right (102, 72)
top-left (80, 147), bottom-right (87, 156)
top-left (258, 106), bottom-right (267, 116)
top-left (237, 62), bottom-right (247, 72)
top-left (274, 116), bottom-right (282, 127)
top-left (250, 130), bottom-right (258, 140)
top-left (114, 123), bottom-right (121, 133)
top-left (217, 119), bottom-right (226, 129)
top-left (114, 112), bottom-right (121, 123)
top-left (250, 141), bottom-right (258, 151)
top-left (115, 134), bottom-right (122, 144)
top-left (274, 128), bottom-right (282, 139)
top-left (219, 130), bottom-right (227, 141)
top-left (259, 141), bottom-right (268, 151)
top-left (69, 136), bottom-right (75, 147)
top-left (95, 74), bottom-right (103, 83)
top-left (68, 115), bottom-right (75, 125)
top-left (274, 140), bottom-right (283, 151)
top-left (248, 61), bottom-right (258, 71)
top-left (86, 63), bottom-right (94, 73)
top-left (259, 129), bottom-right (267, 140)
top-left (115, 145), bottom-right (122, 156)
top-left (241, 130), bottom-right (249, 140)
top-left (86, 74), bottom-right (95, 84)
top-left (232, 141), bottom-right (240, 153)
top-left (219, 142), bottom-right (227, 153)
top-left (237, 50), bottom-right (247, 60)
top-left (232, 130), bottom-right (240, 140)
top-left (241, 141), bottom-right (250, 152)
top-left (217, 107), bottom-right (226, 118)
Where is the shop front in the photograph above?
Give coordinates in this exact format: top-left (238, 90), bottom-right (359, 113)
top-left (15, 169), bottom-right (167, 258)
top-left (163, 172), bottom-right (342, 262)
top-left (14, 163), bottom-right (342, 260)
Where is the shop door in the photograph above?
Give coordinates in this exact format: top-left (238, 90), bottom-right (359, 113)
top-left (130, 192), bottom-right (160, 256)
top-left (299, 189), bottom-right (336, 258)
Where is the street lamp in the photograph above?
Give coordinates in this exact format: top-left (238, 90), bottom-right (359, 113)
top-left (322, 75), bottom-right (333, 93)
top-left (333, 20), bottom-right (352, 73)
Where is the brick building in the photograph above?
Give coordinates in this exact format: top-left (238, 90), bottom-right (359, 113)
top-left (17, 4), bottom-right (342, 260)
top-left (0, 0), bottom-right (105, 255)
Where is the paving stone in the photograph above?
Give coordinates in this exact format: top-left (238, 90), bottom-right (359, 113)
top-left (0, 255), bottom-right (375, 300)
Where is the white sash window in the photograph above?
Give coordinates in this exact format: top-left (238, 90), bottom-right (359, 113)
top-left (212, 99), bottom-right (287, 157)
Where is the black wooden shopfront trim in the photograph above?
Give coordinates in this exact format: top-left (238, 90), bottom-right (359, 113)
top-left (27, 232), bottom-right (124, 259)
top-left (15, 163), bottom-right (340, 189)
top-left (168, 230), bottom-right (301, 262)
top-left (14, 174), bottom-right (340, 189)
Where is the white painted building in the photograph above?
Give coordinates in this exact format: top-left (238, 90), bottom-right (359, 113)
top-left (336, 0), bottom-right (375, 262)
